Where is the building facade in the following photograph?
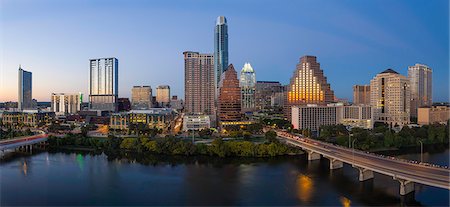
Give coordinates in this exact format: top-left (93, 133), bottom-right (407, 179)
top-left (218, 64), bottom-right (241, 124)
top-left (110, 109), bottom-right (175, 132)
top-left (417, 105), bottom-right (449, 125)
top-left (214, 16), bottom-right (229, 89)
top-left (183, 51), bottom-right (215, 115)
top-left (182, 114), bottom-right (211, 131)
top-left (156, 85), bottom-right (170, 107)
top-left (285, 55), bottom-right (335, 120)
top-left (255, 81), bottom-right (283, 110)
top-left (353, 85), bottom-right (370, 105)
top-left (2, 111), bottom-right (55, 127)
top-left (51, 93), bottom-right (82, 115)
top-left (131, 86), bottom-right (152, 110)
top-left (408, 63), bottom-right (432, 118)
top-left (18, 66), bottom-right (32, 111)
top-left (341, 105), bottom-right (373, 129)
top-left (89, 58), bottom-right (118, 111)
top-left (291, 104), bottom-right (342, 132)
top-left (118, 98), bottom-right (131, 111)
top-left (239, 63), bottom-right (256, 112)
top-left (370, 69), bottom-right (410, 127)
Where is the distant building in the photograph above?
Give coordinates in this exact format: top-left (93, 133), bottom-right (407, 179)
top-left (271, 91), bottom-right (285, 107)
top-left (215, 16), bottom-right (228, 89)
top-left (284, 56), bottom-right (335, 120)
top-left (353, 85), bottom-right (370, 105)
top-left (183, 114), bottom-right (211, 131)
top-left (239, 63), bottom-right (256, 112)
top-left (156, 85), bottom-right (170, 107)
top-left (370, 69), bottom-right (410, 127)
top-left (408, 64), bottom-right (432, 118)
top-left (51, 93), bottom-right (82, 115)
top-left (170, 95), bottom-right (184, 111)
top-left (109, 109), bottom-right (175, 132)
top-left (131, 86), bottom-right (152, 109)
top-left (118, 98), bottom-right (131, 111)
top-left (183, 51), bottom-right (215, 115)
top-left (2, 111), bottom-right (55, 127)
top-left (255, 81), bottom-right (283, 110)
top-left (18, 66), bottom-right (33, 111)
top-left (89, 58), bottom-right (118, 111)
top-left (341, 105), bottom-right (373, 129)
top-left (417, 106), bottom-right (449, 125)
top-left (291, 103), bottom-right (342, 132)
top-left (218, 64), bottom-right (241, 125)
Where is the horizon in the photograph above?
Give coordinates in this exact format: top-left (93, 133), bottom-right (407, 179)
top-left (1, 0), bottom-right (449, 102)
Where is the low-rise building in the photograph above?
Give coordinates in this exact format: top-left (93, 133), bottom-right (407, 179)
top-left (110, 108), bottom-right (175, 132)
top-left (341, 105), bottom-right (373, 129)
top-left (291, 103), bottom-right (342, 132)
top-left (182, 114), bottom-right (211, 131)
top-left (51, 93), bottom-right (82, 115)
top-left (417, 106), bottom-right (450, 125)
top-left (2, 111), bottom-right (55, 127)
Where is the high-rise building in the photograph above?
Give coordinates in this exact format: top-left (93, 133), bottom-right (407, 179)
top-left (156, 85), bottom-right (170, 107)
top-left (408, 63), bottom-right (432, 118)
top-left (183, 51), bottom-right (215, 115)
top-left (131, 86), bottom-right (152, 110)
top-left (239, 63), bottom-right (256, 112)
top-left (370, 69), bottom-right (410, 127)
top-left (18, 66), bottom-right (32, 111)
top-left (214, 16), bottom-right (228, 89)
top-left (51, 93), bottom-right (82, 115)
top-left (255, 81), bottom-right (283, 110)
top-left (218, 64), bottom-right (241, 124)
top-left (353, 85), bottom-right (370, 105)
top-left (284, 55), bottom-right (335, 119)
top-left (89, 58), bottom-right (118, 111)
top-left (118, 98), bottom-right (131, 111)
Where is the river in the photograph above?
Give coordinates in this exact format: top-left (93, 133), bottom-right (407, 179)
top-left (1, 145), bottom-right (448, 206)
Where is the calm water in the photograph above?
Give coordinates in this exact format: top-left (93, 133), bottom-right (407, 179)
top-left (1, 146), bottom-right (449, 206)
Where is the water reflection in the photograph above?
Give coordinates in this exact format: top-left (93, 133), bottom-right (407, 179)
top-left (76, 154), bottom-right (84, 171)
top-left (296, 174), bottom-right (313, 202)
top-left (340, 196), bottom-right (351, 207)
top-left (21, 160), bottom-right (28, 176)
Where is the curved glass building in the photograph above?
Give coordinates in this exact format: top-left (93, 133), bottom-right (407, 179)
top-left (239, 63), bottom-right (256, 112)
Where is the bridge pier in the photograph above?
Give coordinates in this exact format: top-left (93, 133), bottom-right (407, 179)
top-left (307, 151), bottom-right (321, 161)
top-left (356, 167), bottom-right (374, 181)
top-left (395, 178), bottom-right (415, 195)
top-left (328, 158), bottom-right (343, 170)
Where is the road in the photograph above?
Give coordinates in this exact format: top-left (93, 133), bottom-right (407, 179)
top-left (276, 130), bottom-right (450, 190)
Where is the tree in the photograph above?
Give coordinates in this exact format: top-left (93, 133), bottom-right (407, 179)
top-left (265, 130), bottom-right (277, 143)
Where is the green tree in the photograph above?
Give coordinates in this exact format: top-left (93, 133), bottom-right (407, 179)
top-left (265, 130), bottom-right (277, 143)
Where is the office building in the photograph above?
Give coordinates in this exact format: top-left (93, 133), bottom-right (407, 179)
top-left (183, 114), bottom-right (211, 131)
top-left (109, 108), bottom-right (175, 132)
top-left (291, 103), bottom-right (342, 132)
top-left (2, 111), bottom-right (55, 127)
top-left (218, 64), bottom-right (241, 124)
top-left (18, 66), bottom-right (32, 110)
top-left (156, 85), bottom-right (170, 107)
top-left (408, 63), bottom-right (432, 118)
top-left (239, 63), bottom-right (256, 112)
top-left (89, 58), bottom-right (118, 111)
top-left (353, 85), bottom-right (370, 105)
top-left (170, 96), bottom-right (184, 111)
top-left (255, 81), bottom-right (283, 110)
top-left (183, 51), bottom-right (215, 115)
top-left (214, 16), bottom-right (229, 88)
top-left (51, 93), bottom-right (82, 115)
top-left (370, 69), bottom-right (410, 127)
top-left (131, 86), bottom-right (152, 110)
top-left (417, 105), bottom-right (449, 125)
top-left (285, 55), bottom-right (335, 120)
top-left (341, 105), bottom-right (373, 129)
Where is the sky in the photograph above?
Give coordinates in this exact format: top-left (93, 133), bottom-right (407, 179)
top-left (0, 0), bottom-right (449, 102)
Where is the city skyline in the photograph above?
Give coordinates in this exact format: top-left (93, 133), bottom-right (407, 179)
top-left (1, 0), bottom-right (449, 102)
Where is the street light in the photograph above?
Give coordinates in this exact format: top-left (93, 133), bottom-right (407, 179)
top-left (348, 133), bottom-right (353, 148)
top-left (418, 140), bottom-right (423, 163)
top-left (352, 139), bottom-right (358, 163)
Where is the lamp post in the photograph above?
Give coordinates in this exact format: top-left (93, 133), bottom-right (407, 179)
top-left (418, 140), bottom-right (423, 163)
top-left (352, 139), bottom-right (358, 163)
top-left (348, 133), bottom-right (353, 148)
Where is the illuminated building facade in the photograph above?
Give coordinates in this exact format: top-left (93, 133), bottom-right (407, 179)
top-left (89, 58), bottom-right (118, 111)
top-left (109, 109), bottom-right (175, 132)
top-left (51, 93), bottom-right (82, 115)
top-left (2, 111), bottom-right (55, 127)
top-left (284, 55), bottom-right (335, 119)
top-left (131, 86), bottom-right (152, 109)
top-left (370, 69), bottom-right (410, 127)
top-left (239, 63), bottom-right (256, 112)
top-left (214, 16), bottom-right (228, 89)
top-left (18, 66), bottom-right (33, 111)
top-left (156, 85), bottom-right (171, 107)
top-left (218, 64), bottom-right (241, 124)
top-left (408, 63), bottom-right (432, 118)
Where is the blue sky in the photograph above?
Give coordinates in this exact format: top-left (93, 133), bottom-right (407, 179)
top-left (1, 0), bottom-right (448, 102)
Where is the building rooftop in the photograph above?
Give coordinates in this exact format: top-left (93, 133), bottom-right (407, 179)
top-left (216, 16), bottom-right (227, 25)
top-left (241, 63), bottom-right (254, 73)
top-left (380, 68), bottom-right (399, 74)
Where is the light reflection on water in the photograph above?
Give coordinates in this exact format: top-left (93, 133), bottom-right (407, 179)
top-left (296, 174), bottom-right (313, 202)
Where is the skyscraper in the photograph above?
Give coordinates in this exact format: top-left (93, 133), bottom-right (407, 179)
top-left (18, 66), bottom-right (32, 111)
top-left (353, 85), bottom-right (370, 105)
top-left (156, 85), bottom-right (170, 107)
top-left (131, 86), bottom-right (152, 110)
top-left (370, 69), bottom-right (410, 127)
top-left (284, 55), bottom-right (335, 119)
top-left (214, 16), bottom-right (228, 89)
top-left (89, 58), bottom-right (118, 111)
top-left (255, 81), bottom-right (283, 110)
top-left (408, 63), bottom-right (432, 118)
top-left (184, 51), bottom-right (215, 115)
top-left (51, 93), bottom-right (82, 115)
top-left (239, 63), bottom-right (256, 112)
top-left (218, 64), bottom-right (241, 123)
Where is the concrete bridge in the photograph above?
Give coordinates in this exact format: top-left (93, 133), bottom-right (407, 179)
top-left (0, 131), bottom-right (48, 155)
top-left (275, 130), bottom-right (450, 196)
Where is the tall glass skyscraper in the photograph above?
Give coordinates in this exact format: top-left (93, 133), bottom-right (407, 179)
top-left (18, 66), bottom-right (32, 110)
top-left (89, 58), bottom-right (119, 111)
top-left (239, 63), bottom-right (256, 112)
top-left (214, 16), bottom-right (228, 89)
